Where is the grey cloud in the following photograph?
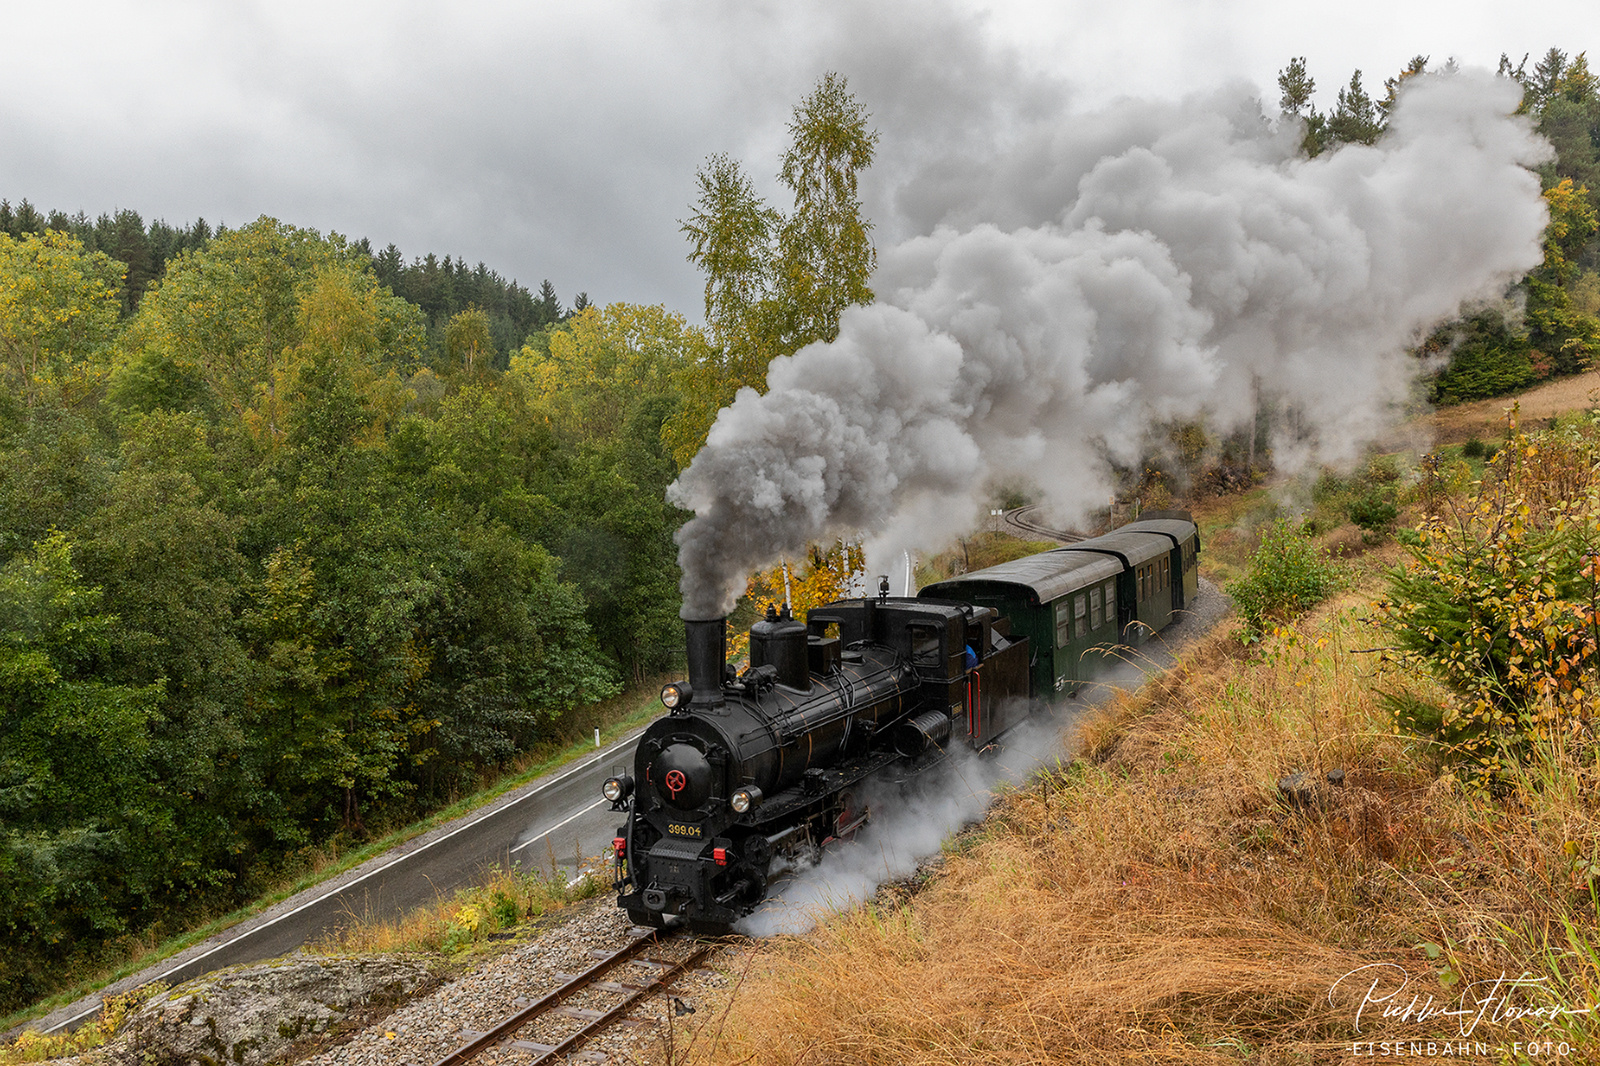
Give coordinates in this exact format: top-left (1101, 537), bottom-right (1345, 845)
top-left (669, 71), bottom-right (1550, 620)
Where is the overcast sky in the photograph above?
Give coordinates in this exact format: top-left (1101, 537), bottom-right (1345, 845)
top-left (1, 0), bottom-right (1592, 320)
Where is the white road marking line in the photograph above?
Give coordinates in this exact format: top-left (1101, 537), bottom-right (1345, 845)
top-left (509, 798), bottom-right (609, 855)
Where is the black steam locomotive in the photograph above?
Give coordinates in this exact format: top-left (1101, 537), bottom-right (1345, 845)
top-left (604, 514), bottom-right (1200, 929)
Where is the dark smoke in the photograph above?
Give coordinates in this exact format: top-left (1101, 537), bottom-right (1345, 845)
top-left (669, 71), bottom-right (1550, 619)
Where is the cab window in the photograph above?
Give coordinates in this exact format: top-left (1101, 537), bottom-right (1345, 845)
top-left (909, 624), bottom-right (943, 669)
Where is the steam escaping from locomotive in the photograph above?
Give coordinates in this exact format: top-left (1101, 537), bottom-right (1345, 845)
top-left (669, 70), bottom-right (1550, 619)
top-left (737, 706), bottom-right (1060, 937)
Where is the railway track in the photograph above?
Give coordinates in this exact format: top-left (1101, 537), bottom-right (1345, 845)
top-left (430, 927), bottom-right (715, 1066)
top-left (1002, 505), bottom-right (1085, 543)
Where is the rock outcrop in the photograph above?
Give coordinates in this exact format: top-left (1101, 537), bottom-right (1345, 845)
top-left (89, 955), bottom-right (437, 1066)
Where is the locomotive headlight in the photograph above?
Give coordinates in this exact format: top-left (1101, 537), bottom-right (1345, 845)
top-left (730, 786), bottom-right (763, 814)
top-left (602, 774), bottom-right (634, 803)
top-left (660, 682), bottom-right (692, 710)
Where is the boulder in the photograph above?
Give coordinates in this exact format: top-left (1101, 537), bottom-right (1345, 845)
top-left (99, 955), bottom-right (435, 1066)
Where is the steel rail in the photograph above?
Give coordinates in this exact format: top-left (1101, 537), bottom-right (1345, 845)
top-left (428, 927), bottom-right (664, 1066)
top-left (1003, 506), bottom-right (1085, 543)
top-left (523, 943), bottom-right (715, 1065)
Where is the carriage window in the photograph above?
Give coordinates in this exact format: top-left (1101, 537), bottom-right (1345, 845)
top-left (1089, 586), bottom-right (1102, 629)
top-left (1074, 593), bottom-right (1088, 637)
top-left (1104, 582), bottom-right (1116, 620)
top-left (1055, 600), bottom-right (1071, 648)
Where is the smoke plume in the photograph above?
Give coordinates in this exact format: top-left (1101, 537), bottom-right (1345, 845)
top-left (668, 70), bottom-right (1550, 619)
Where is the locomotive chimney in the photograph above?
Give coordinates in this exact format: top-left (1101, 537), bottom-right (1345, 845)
top-left (681, 614), bottom-right (727, 709)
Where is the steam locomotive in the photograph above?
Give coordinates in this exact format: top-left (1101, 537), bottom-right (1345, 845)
top-left (603, 513), bottom-right (1200, 929)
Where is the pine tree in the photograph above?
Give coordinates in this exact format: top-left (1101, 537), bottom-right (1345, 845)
top-left (1277, 56), bottom-right (1315, 115)
top-left (1328, 70), bottom-right (1382, 146)
top-left (1380, 55), bottom-right (1429, 119)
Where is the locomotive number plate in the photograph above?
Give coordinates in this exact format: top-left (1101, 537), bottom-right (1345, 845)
top-left (667, 823), bottom-right (702, 838)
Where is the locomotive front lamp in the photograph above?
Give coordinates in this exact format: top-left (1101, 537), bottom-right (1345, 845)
top-left (660, 682), bottom-right (692, 710)
top-left (730, 786), bottom-right (763, 813)
top-left (603, 774), bottom-right (634, 803)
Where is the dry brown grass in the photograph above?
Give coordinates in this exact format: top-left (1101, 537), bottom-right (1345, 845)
top-left (1427, 367), bottom-right (1600, 447)
top-left (676, 587), bottom-right (1600, 1064)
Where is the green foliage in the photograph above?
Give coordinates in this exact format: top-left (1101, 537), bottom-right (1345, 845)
top-left (1524, 179), bottom-right (1600, 376)
top-left (0, 534), bottom-right (165, 1007)
top-left (1225, 518), bottom-right (1345, 641)
top-left (1428, 307), bottom-right (1539, 403)
top-left (0, 227), bottom-right (661, 1011)
top-left (1277, 57), bottom-right (1315, 116)
top-left (368, 247), bottom-right (561, 371)
top-left (1347, 489), bottom-right (1398, 532)
top-left (510, 303), bottom-right (700, 680)
top-left (443, 305), bottom-right (494, 378)
top-left (1327, 70), bottom-right (1382, 147)
top-left (0, 230), bottom-right (124, 408)
top-left (1303, 455), bottom-right (1405, 539)
top-left (1278, 58), bottom-right (1396, 157)
top-left (670, 72), bottom-right (878, 465)
top-left (112, 220), bottom-right (424, 437)
top-left (0, 197), bottom-right (214, 316)
top-left (1383, 414), bottom-right (1600, 779)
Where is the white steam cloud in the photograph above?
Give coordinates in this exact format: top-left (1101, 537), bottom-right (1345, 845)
top-left (737, 707), bottom-right (1063, 937)
top-left (668, 70), bottom-right (1550, 619)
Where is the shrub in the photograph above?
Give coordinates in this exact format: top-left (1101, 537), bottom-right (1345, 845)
top-left (1225, 518), bottom-right (1344, 641)
top-left (1381, 416), bottom-right (1600, 778)
top-left (1347, 489), bottom-right (1398, 532)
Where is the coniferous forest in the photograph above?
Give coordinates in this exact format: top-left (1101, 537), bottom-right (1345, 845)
top-left (0, 52), bottom-right (1598, 1014)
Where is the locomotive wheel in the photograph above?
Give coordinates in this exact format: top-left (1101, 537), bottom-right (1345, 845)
top-left (834, 788), bottom-right (868, 840)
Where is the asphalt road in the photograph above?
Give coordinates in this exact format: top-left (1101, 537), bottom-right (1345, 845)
top-left (23, 728), bottom-right (652, 1038)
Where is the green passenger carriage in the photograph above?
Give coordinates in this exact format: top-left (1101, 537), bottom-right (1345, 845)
top-left (917, 511), bottom-right (1201, 696)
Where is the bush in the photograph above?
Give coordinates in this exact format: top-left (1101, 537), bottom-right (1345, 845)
top-left (1382, 417), bottom-right (1600, 778)
top-left (1225, 519), bottom-right (1344, 641)
top-left (1347, 489), bottom-right (1398, 532)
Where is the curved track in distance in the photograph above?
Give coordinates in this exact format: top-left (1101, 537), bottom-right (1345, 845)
top-left (1001, 505), bottom-right (1086, 544)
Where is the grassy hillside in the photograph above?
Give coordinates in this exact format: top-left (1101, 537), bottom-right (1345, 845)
top-left (681, 420), bottom-right (1600, 1063)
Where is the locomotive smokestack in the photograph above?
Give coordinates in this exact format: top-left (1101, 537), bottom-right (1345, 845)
top-left (682, 615), bottom-right (727, 709)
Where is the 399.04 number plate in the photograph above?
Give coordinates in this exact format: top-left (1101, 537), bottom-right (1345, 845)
top-left (667, 822), bottom-right (702, 838)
